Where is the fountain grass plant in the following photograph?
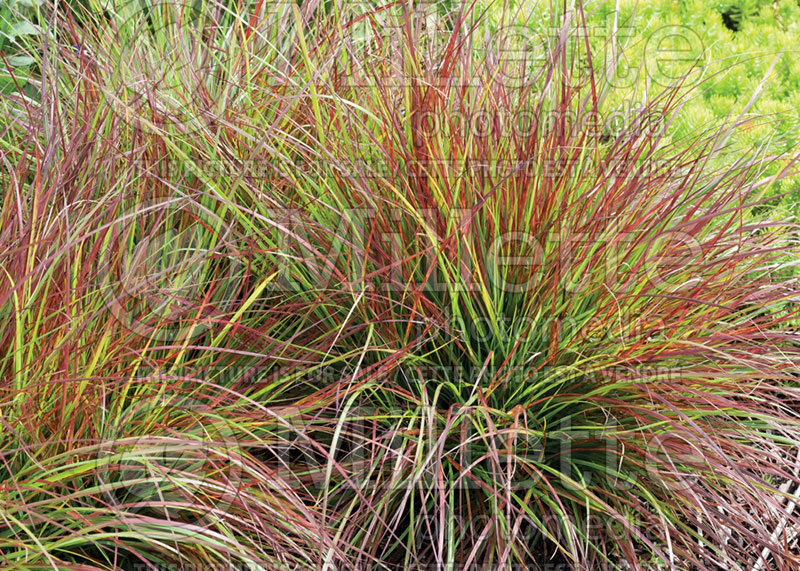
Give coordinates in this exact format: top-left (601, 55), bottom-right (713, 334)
top-left (1, 0), bottom-right (799, 569)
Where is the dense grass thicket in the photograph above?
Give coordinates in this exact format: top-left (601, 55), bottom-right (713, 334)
top-left (1, 1), bottom-right (800, 569)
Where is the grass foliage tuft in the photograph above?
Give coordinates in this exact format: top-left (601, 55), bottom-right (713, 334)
top-left (1, 1), bottom-right (799, 569)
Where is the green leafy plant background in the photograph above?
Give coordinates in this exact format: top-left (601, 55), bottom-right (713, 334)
top-left (490, 0), bottom-right (800, 222)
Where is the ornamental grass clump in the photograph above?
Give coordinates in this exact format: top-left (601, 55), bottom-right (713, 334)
top-left (1, 1), bottom-right (799, 569)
